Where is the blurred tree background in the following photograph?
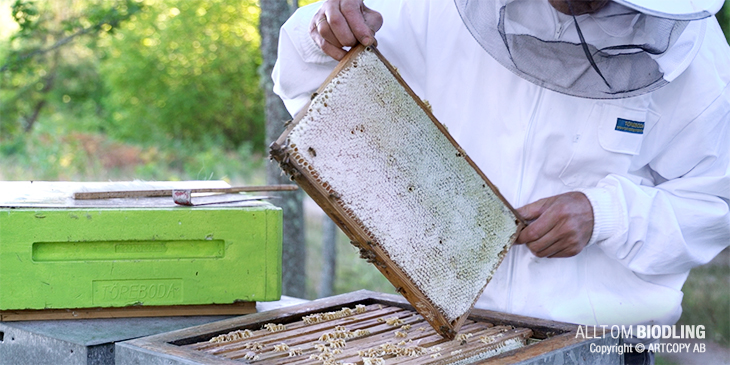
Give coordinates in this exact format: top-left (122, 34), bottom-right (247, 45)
top-left (0, 0), bottom-right (267, 181)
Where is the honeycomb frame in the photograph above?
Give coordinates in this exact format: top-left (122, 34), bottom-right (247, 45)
top-left (271, 45), bottom-right (526, 339)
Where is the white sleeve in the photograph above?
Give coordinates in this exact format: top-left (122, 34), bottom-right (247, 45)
top-left (581, 83), bottom-right (730, 276)
top-left (272, 3), bottom-right (338, 116)
top-left (272, 0), bottom-right (428, 117)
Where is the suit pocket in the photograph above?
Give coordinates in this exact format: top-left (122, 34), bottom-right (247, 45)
top-left (559, 102), bottom-right (658, 187)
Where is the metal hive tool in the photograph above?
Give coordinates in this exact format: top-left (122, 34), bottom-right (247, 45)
top-left (270, 45), bottom-right (526, 339)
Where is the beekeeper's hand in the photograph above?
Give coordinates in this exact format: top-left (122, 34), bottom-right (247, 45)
top-left (310, 0), bottom-right (383, 60)
top-left (515, 192), bottom-right (594, 258)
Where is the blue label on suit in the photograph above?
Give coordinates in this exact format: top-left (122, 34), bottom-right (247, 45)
top-left (615, 118), bottom-right (645, 134)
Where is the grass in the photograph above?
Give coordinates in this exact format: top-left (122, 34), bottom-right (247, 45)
top-left (0, 130), bottom-right (266, 184)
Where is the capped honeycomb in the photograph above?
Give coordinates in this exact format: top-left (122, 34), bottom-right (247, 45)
top-left (272, 45), bottom-right (522, 337)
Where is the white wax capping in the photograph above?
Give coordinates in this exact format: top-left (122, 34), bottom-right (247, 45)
top-left (288, 49), bottom-right (516, 322)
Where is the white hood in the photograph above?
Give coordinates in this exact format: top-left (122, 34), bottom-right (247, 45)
top-left (453, 0), bottom-right (707, 99)
top-left (613, 0), bottom-right (724, 20)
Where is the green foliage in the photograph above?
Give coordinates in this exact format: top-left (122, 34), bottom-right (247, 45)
top-left (1, 0), bottom-right (265, 152)
top-left (0, 0), bottom-right (142, 137)
top-left (10, 0), bottom-right (41, 37)
top-left (678, 261), bottom-right (730, 346)
top-left (99, 0), bottom-right (265, 149)
top-left (0, 0), bottom-right (271, 208)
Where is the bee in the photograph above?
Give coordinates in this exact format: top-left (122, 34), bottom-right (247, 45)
top-left (302, 314), bottom-right (319, 324)
top-left (320, 332), bottom-right (340, 341)
top-left (455, 333), bottom-right (473, 342)
top-left (242, 341), bottom-right (264, 350)
top-left (242, 351), bottom-right (259, 361)
top-left (273, 343), bottom-right (289, 352)
top-left (422, 99), bottom-right (433, 113)
top-left (384, 317), bottom-right (405, 326)
top-left (329, 339), bottom-right (346, 348)
top-left (314, 343), bottom-right (327, 352)
top-left (362, 357), bottom-right (385, 365)
top-left (263, 323), bottom-right (286, 332)
top-left (359, 248), bottom-right (377, 262)
top-left (288, 348), bottom-right (303, 357)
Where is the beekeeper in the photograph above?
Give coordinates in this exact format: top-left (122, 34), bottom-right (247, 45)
top-left (273, 0), bottom-right (729, 363)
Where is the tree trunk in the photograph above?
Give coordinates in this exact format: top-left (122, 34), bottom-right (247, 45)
top-left (318, 216), bottom-right (337, 298)
top-left (259, 0), bottom-right (307, 299)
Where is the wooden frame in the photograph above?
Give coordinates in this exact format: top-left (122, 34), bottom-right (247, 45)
top-left (270, 45), bottom-right (526, 339)
top-left (117, 290), bottom-right (598, 365)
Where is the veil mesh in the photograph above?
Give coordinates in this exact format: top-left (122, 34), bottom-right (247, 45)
top-left (455, 0), bottom-right (694, 99)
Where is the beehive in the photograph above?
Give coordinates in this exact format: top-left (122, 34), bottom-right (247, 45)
top-left (271, 45), bottom-right (525, 338)
top-left (117, 291), bottom-right (621, 365)
top-left (0, 181), bottom-right (282, 318)
top-left (186, 302), bottom-right (532, 364)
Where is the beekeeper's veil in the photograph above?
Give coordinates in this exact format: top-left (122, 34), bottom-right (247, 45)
top-left (454, 0), bottom-right (724, 98)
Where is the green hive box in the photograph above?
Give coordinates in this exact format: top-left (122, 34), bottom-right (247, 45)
top-left (0, 181), bottom-right (282, 311)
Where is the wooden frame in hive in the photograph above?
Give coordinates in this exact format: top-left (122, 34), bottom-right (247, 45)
top-left (270, 45), bottom-right (527, 339)
top-left (117, 290), bottom-right (622, 365)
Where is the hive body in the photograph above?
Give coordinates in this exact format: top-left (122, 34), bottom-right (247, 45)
top-left (0, 181), bottom-right (282, 315)
top-left (272, 45), bottom-right (522, 337)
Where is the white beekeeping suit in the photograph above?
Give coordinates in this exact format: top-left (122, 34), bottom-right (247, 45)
top-left (273, 0), bottom-right (730, 332)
